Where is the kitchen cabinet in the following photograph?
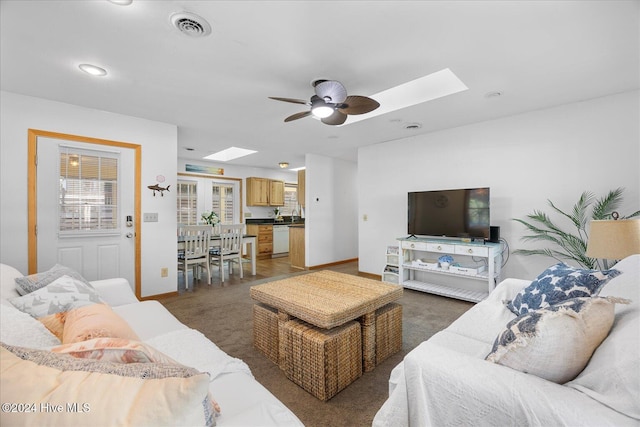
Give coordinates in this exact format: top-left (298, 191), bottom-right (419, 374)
top-left (297, 170), bottom-right (305, 208)
top-left (289, 225), bottom-right (305, 269)
top-left (246, 224), bottom-right (273, 259)
top-left (246, 177), bottom-right (284, 206)
top-left (269, 180), bottom-right (284, 206)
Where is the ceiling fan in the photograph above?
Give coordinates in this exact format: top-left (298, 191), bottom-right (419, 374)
top-left (269, 80), bottom-right (380, 125)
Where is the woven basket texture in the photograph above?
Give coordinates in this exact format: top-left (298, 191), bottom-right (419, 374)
top-left (282, 318), bottom-right (362, 401)
top-left (250, 270), bottom-right (403, 329)
top-left (375, 303), bottom-right (403, 364)
top-left (252, 303), bottom-right (279, 364)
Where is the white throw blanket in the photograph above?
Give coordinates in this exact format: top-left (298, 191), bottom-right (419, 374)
top-left (146, 329), bottom-right (252, 381)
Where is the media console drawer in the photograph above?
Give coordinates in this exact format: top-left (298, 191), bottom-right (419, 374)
top-left (454, 245), bottom-right (489, 256)
top-left (426, 243), bottom-right (455, 253)
top-left (401, 241), bottom-right (428, 251)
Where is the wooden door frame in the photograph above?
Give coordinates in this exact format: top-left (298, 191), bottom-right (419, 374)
top-left (27, 129), bottom-right (142, 298)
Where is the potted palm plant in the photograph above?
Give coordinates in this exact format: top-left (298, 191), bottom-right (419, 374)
top-left (513, 187), bottom-right (639, 269)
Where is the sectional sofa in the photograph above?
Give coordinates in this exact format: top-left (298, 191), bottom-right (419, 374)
top-left (0, 263), bottom-right (303, 426)
top-left (374, 255), bottom-right (639, 426)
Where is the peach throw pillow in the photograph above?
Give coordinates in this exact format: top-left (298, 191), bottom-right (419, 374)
top-left (62, 303), bottom-right (139, 344)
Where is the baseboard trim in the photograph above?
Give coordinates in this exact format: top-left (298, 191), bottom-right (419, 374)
top-left (358, 271), bottom-right (381, 281)
top-left (308, 258), bottom-right (358, 270)
top-left (141, 291), bottom-right (178, 301)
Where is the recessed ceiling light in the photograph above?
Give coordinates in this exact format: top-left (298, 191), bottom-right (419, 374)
top-left (108, 0), bottom-right (133, 5)
top-left (279, 162), bottom-right (289, 168)
top-left (185, 147), bottom-right (195, 151)
top-left (344, 68), bottom-right (468, 125)
top-left (485, 91), bottom-right (503, 98)
top-left (203, 147), bottom-right (257, 162)
top-left (78, 64), bottom-right (107, 76)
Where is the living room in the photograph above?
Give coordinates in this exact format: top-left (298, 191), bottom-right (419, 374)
top-left (1, 1), bottom-right (638, 297)
top-left (1, 1), bottom-right (639, 426)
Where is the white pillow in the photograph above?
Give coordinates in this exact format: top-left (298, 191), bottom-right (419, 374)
top-left (0, 304), bottom-right (60, 348)
top-left (9, 275), bottom-right (103, 319)
top-left (566, 254), bottom-right (640, 419)
top-left (486, 296), bottom-right (626, 384)
top-left (0, 264), bottom-right (23, 303)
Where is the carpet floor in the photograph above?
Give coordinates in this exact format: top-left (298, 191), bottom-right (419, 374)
top-left (160, 264), bottom-right (473, 427)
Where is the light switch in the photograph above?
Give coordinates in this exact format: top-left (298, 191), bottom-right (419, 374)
top-left (143, 212), bottom-right (158, 222)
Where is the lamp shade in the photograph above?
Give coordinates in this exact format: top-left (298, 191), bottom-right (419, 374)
top-left (586, 218), bottom-right (640, 260)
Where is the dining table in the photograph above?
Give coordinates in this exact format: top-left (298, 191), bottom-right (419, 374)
top-left (177, 234), bottom-right (257, 276)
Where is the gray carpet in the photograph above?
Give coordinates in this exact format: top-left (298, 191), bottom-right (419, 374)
top-left (160, 271), bottom-right (473, 427)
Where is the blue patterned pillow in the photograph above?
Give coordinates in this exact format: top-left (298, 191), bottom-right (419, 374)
top-left (506, 263), bottom-right (621, 316)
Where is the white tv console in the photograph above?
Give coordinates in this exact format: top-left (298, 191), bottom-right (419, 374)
top-left (397, 237), bottom-right (502, 303)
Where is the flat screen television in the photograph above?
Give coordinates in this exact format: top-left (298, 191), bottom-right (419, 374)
top-left (408, 187), bottom-right (490, 239)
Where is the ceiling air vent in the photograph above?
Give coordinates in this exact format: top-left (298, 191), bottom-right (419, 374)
top-left (170, 12), bottom-right (212, 37)
top-left (404, 123), bottom-right (422, 130)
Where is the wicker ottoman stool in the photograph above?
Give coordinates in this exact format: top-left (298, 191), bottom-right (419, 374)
top-left (282, 319), bottom-right (362, 401)
top-left (375, 302), bottom-right (403, 365)
top-left (253, 303), bottom-right (279, 364)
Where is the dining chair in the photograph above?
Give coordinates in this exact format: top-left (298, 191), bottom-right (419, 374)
top-left (210, 223), bottom-right (244, 283)
top-left (178, 225), bottom-right (212, 289)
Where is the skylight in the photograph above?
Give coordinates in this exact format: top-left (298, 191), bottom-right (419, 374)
top-left (203, 147), bottom-right (257, 162)
top-left (344, 68), bottom-right (468, 125)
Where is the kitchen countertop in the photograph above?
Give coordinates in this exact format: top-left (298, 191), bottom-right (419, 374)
top-left (246, 218), bottom-right (304, 226)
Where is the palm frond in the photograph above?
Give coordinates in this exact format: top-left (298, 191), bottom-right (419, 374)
top-left (520, 211), bottom-right (566, 236)
top-left (620, 210), bottom-right (640, 219)
top-left (512, 188), bottom-right (636, 270)
top-left (591, 187), bottom-right (623, 220)
top-left (548, 191), bottom-right (592, 230)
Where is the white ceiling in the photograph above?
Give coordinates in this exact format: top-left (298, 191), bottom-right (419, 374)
top-left (1, 1), bottom-right (638, 170)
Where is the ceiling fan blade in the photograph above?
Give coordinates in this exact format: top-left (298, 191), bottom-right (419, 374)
top-left (314, 80), bottom-right (347, 104)
top-left (269, 97), bottom-right (308, 105)
top-left (284, 111), bottom-right (312, 122)
top-left (321, 111), bottom-right (347, 126)
top-left (338, 96), bottom-right (380, 115)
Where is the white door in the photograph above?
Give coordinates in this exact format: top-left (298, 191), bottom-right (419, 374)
top-left (36, 137), bottom-right (136, 287)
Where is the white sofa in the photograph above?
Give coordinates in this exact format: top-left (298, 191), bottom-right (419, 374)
top-left (373, 255), bottom-right (640, 426)
top-left (0, 263), bottom-right (303, 427)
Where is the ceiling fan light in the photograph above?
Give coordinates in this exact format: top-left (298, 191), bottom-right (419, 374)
top-left (311, 105), bottom-right (334, 118)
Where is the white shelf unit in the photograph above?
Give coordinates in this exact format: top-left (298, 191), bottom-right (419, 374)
top-left (382, 245), bottom-right (406, 284)
top-left (398, 238), bottom-right (502, 303)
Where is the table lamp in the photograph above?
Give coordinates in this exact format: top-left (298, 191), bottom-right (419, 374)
top-left (586, 215), bottom-right (640, 269)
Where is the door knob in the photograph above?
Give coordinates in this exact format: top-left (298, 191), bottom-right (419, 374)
top-left (126, 233), bottom-right (134, 238)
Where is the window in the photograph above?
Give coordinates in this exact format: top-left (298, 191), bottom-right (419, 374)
top-left (59, 147), bottom-right (119, 233)
top-left (212, 183), bottom-right (235, 224)
top-left (177, 173), bottom-right (241, 226)
top-left (177, 180), bottom-right (198, 225)
top-left (283, 184), bottom-right (299, 215)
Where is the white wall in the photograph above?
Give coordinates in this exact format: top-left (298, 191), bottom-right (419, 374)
top-left (0, 91), bottom-right (178, 298)
top-left (306, 154), bottom-right (358, 267)
top-left (358, 90), bottom-right (640, 281)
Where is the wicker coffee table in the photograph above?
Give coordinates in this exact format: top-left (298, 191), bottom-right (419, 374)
top-left (251, 270), bottom-right (403, 373)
